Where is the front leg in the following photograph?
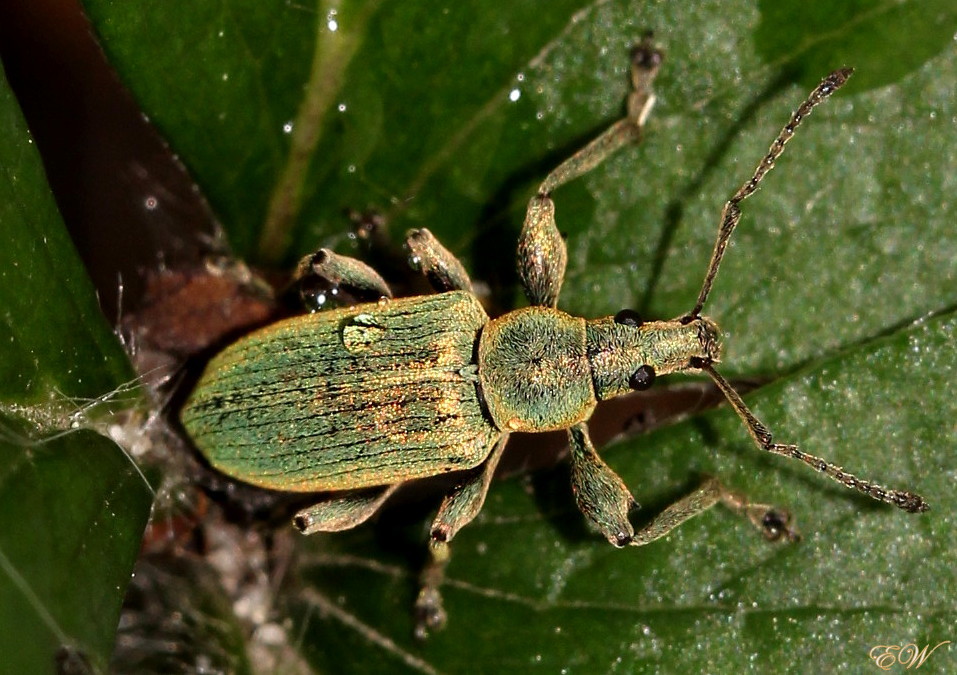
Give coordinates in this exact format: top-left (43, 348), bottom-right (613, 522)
top-left (627, 477), bottom-right (799, 546)
top-left (568, 422), bottom-right (638, 546)
top-left (518, 36), bottom-right (663, 307)
top-left (568, 422), bottom-right (798, 547)
top-left (517, 195), bottom-right (567, 309)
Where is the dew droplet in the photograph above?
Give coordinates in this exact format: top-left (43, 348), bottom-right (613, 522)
top-left (341, 314), bottom-right (386, 353)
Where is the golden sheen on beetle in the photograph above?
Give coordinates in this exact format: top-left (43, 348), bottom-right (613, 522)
top-left (180, 38), bottom-right (928, 639)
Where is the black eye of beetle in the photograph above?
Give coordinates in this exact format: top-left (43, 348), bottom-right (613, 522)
top-left (614, 309), bottom-right (643, 327)
top-left (629, 364), bottom-right (656, 391)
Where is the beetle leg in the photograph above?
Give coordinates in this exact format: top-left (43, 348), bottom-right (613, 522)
top-left (627, 477), bottom-right (800, 546)
top-left (292, 484), bottom-right (399, 535)
top-left (415, 433), bottom-right (509, 639)
top-left (405, 228), bottom-right (474, 293)
top-left (292, 248), bottom-right (392, 311)
top-left (517, 195), bottom-right (567, 308)
top-left (518, 37), bottom-right (663, 308)
top-left (568, 423), bottom-right (638, 546)
top-left (568, 423), bottom-right (798, 546)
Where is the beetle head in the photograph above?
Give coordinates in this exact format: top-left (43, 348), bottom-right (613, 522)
top-left (586, 312), bottom-right (723, 401)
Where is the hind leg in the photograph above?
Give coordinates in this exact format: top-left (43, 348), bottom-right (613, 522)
top-left (293, 484), bottom-right (400, 534)
top-left (292, 248), bottom-right (393, 311)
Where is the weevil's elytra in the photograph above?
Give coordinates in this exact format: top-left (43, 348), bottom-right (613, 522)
top-left (183, 291), bottom-right (499, 492)
top-left (180, 37), bottom-right (928, 639)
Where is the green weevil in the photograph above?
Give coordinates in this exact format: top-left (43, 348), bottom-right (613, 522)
top-left (180, 40), bottom-right (928, 638)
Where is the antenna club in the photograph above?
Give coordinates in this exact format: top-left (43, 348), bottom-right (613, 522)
top-left (830, 67), bottom-right (854, 85)
top-left (895, 491), bottom-right (930, 513)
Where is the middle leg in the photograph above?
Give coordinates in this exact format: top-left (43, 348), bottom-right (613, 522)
top-left (405, 228), bottom-right (474, 293)
top-left (414, 433), bottom-right (509, 639)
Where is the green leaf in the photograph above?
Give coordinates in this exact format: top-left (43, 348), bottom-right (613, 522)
top-left (79, 0), bottom-right (956, 671)
top-left (0, 64), bottom-right (152, 673)
top-left (0, 68), bottom-right (133, 406)
top-left (82, 0), bottom-right (957, 374)
top-left (755, 0), bottom-right (957, 92)
top-left (0, 426), bottom-right (153, 675)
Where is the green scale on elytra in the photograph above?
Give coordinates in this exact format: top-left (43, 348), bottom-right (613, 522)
top-left (180, 38), bottom-right (928, 640)
top-left (182, 292), bottom-right (497, 491)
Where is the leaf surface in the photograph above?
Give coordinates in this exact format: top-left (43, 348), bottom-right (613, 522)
top-left (78, 0), bottom-right (957, 671)
top-left (0, 64), bottom-right (152, 674)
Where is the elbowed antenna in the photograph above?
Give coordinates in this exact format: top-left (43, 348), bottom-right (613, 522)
top-left (681, 71), bottom-right (928, 514)
top-left (688, 68), bottom-right (854, 320)
top-left (693, 359), bottom-right (929, 513)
